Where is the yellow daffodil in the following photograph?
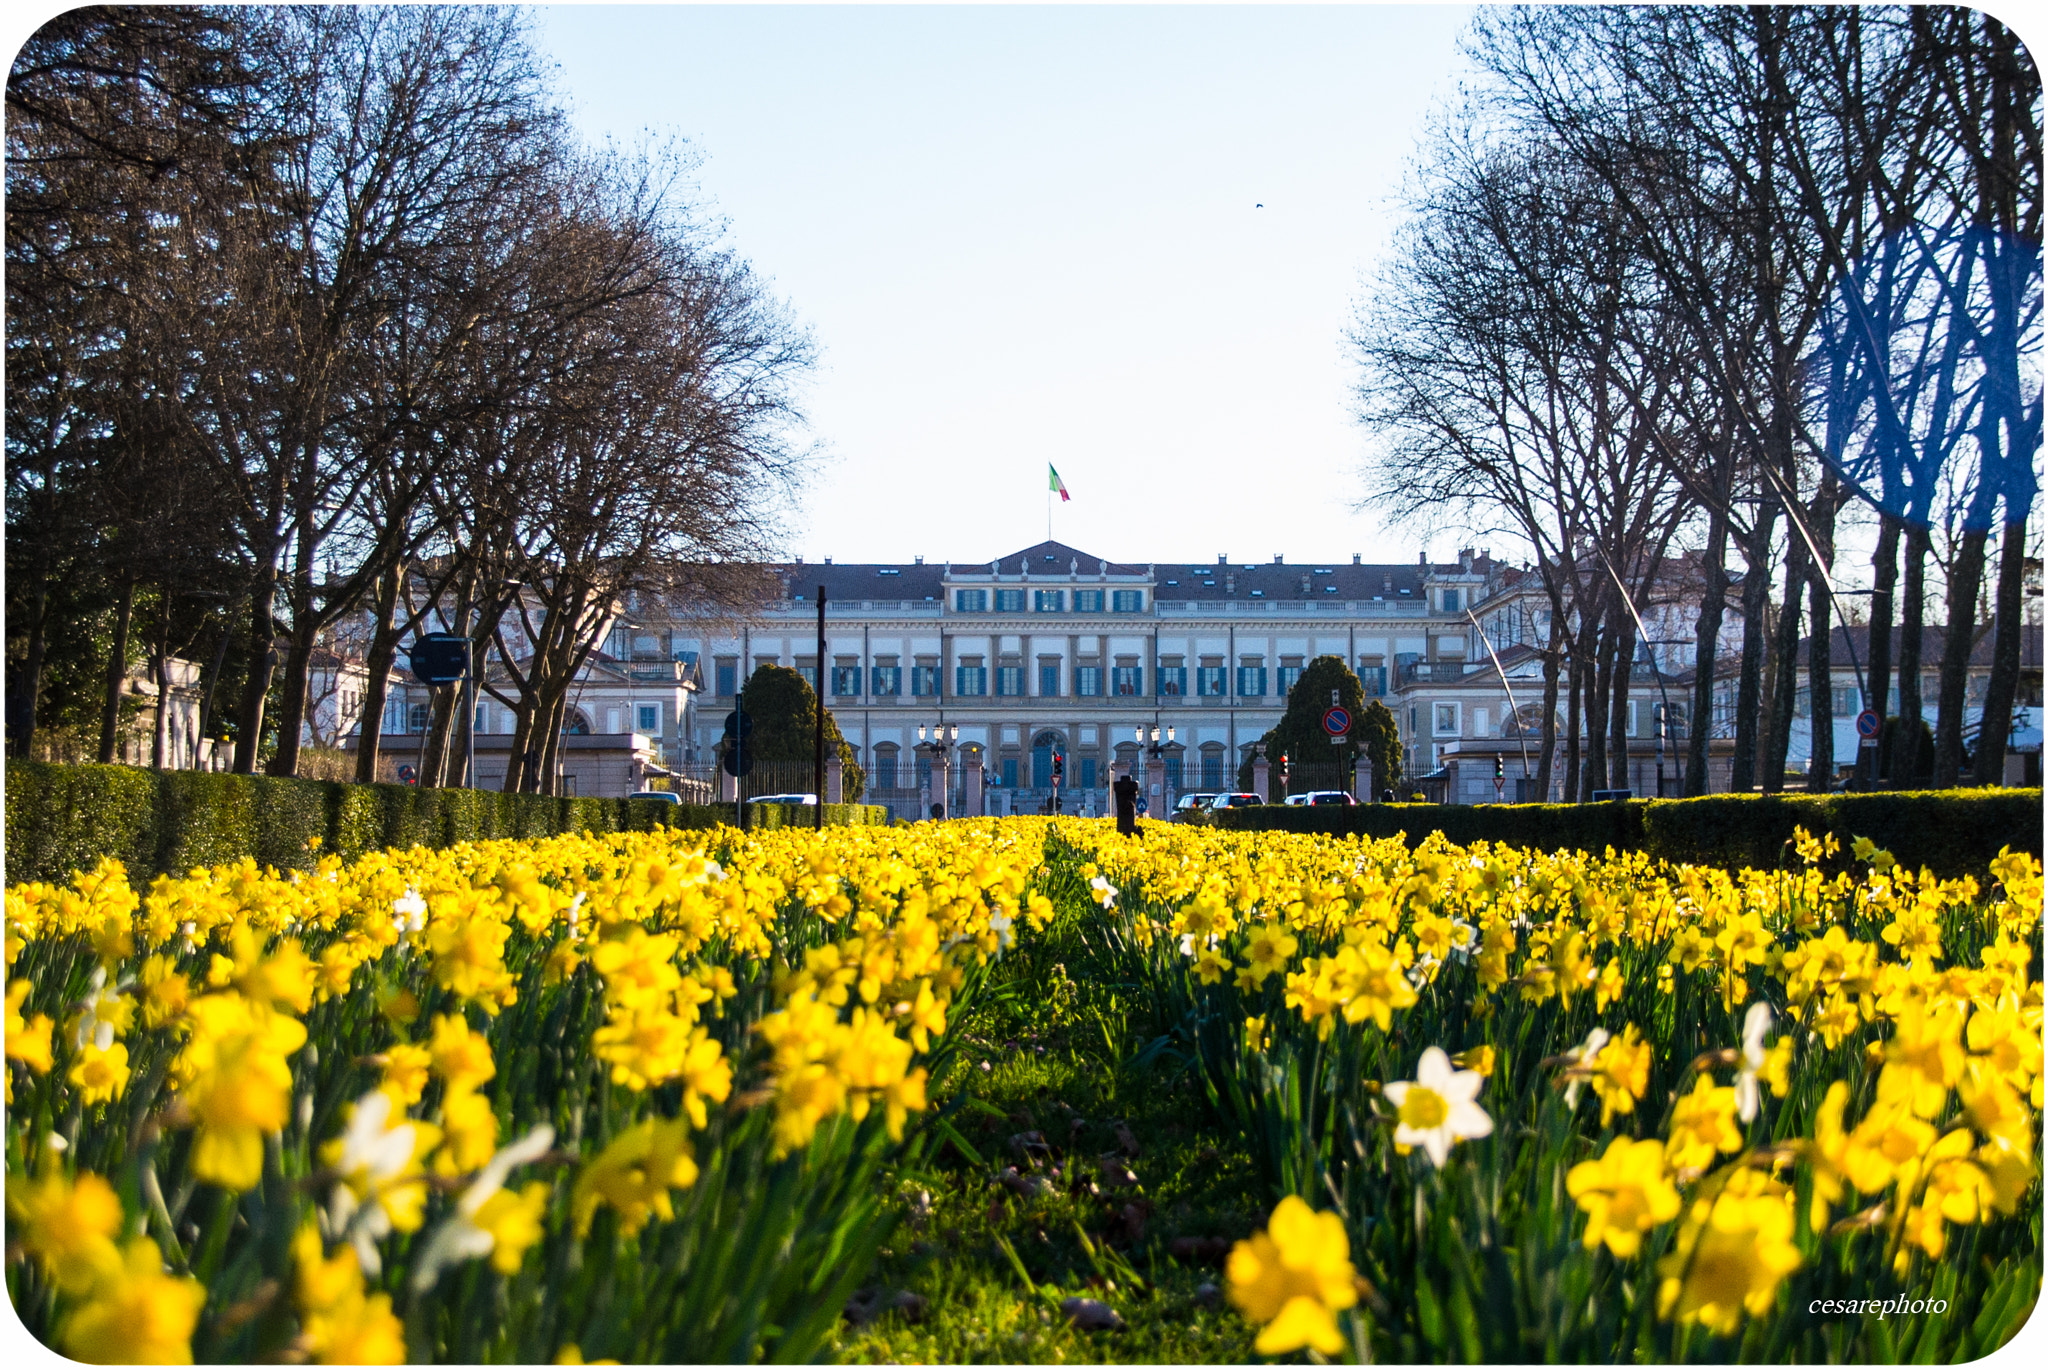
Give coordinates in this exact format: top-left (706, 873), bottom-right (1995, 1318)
top-left (1226, 1195), bottom-right (1358, 1355)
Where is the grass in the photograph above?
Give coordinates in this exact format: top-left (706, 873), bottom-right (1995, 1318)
top-left (833, 912), bottom-right (1268, 1363)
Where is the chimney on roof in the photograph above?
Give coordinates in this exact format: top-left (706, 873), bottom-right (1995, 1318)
top-left (823, 556), bottom-right (832, 565)
top-left (1352, 553), bottom-right (1361, 564)
top-left (1459, 548), bottom-right (1473, 572)
top-left (1273, 554), bottom-right (1284, 564)
top-left (1218, 554), bottom-right (1227, 565)
top-left (1419, 550), bottom-right (1428, 567)
top-left (795, 554), bottom-right (803, 564)
top-left (914, 555), bottom-right (924, 565)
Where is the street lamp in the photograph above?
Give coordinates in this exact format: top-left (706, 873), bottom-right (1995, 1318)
top-left (917, 723), bottom-right (958, 819)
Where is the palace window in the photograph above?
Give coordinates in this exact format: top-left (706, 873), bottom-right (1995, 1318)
top-left (871, 665), bottom-right (902, 696)
top-left (873, 747), bottom-right (899, 790)
top-left (1276, 666), bottom-right (1303, 697)
top-left (1434, 702), bottom-right (1460, 736)
top-left (831, 666), bottom-right (861, 697)
top-left (1359, 666), bottom-right (1387, 697)
top-left (996, 666), bottom-right (1024, 696)
top-left (1157, 666), bottom-right (1186, 696)
top-left (1197, 666), bottom-right (1227, 697)
top-left (1112, 666), bottom-right (1143, 696)
top-left (1033, 590), bottom-right (1064, 612)
top-left (1000, 757), bottom-right (1018, 787)
top-left (1442, 588), bottom-right (1461, 612)
top-left (910, 665), bottom-right (938, 697)
top-left (956, 665), bottom-right (988, 696)
top-left (637, 704), bottom-right (660, 733)
top-left (715, 661), bottom-right (737, 695)
top-left (1112, 590), bottom-right (1145, 612)
top-left (1079, 757), bottom-right (1098, 788)
top-left (1075, 667), bottom-right (1103, 697)
top-left (954, 590), bottom-right (988, 612)
top-left (1237, 665), bottom-right (1267, 697)
top-left (1073, 590), bottom-right (1105, 612)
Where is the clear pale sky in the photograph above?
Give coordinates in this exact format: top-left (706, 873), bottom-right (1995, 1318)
top-left (528, 3), bottom-right (1478, 567)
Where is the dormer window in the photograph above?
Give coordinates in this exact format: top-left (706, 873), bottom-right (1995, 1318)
top-left (1250, 589), bottom-right (1265, 597)
top-left (1442, 589), bottom-right (1461, 612)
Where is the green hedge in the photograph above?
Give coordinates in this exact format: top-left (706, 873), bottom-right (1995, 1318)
top-left (2, 761), bottom-right (888, 885)
top-left (1208, 788), bottom-right (2043, 878)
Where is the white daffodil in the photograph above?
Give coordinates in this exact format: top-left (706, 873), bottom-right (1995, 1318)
top-left (392, 888), bottom-right (427, 936)
top-left (1089, 876), bottom-right (1118, 910)
top-left (565, 891), bottom-right (586, 938)
top-left (1734, 1001), bottom-right (1773, 1123)
top-left (72, 966), bottom-right (131, 1051)
top-left (1561, 1026), bottom-right (1611, 1110)
top-left (1407, 953), bottom-right (1441, 990)
top-left (988, 910), bottom-right (1015, 954)
top-left (1384, 1046), bottom-right (1494, 1169)
top-left (325, 1090), bottom-right (426, 1276)
top-left (409, 1123), bottom-right (556, 1292)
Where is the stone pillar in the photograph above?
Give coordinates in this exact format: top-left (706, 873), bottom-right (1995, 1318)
top-left (1144, 753), bottom-right (1166, 821)
top-left (825, 751), bottom-right (843, 804)
top-left (718, 764), bottom-right (737, 802)
top-left (1354, 753), bottom-right (1375, 802)
top-left (930, 752), bottom-right (952, 819)
top-left (1250, 744), bottom-right (1269, 802)
top-left (962, 749), bottom-right (984, 817)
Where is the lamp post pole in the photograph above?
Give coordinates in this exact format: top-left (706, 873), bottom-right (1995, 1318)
top-left (815, 584), bottom-right (826, 830)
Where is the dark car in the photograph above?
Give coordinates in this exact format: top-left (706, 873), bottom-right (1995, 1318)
top-left (1172, 792), bottom-right (1219, 823)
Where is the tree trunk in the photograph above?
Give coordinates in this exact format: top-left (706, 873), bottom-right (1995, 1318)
top-left (1535, 635), bottom-right (1562, 801)
top-left (267, 628), bottom-right (316, 777)
top-left (1805, 475), bottom-right (1839, 791)
top-left (1761, 539), bottom-right (1807, 793)
top-left (1892, 523), bottom-right (1930, 782)
top-left (1685, 505), bottom-right (1731, 795)
top-left (97, 579), bottom-right (136, 765)
top-left (150, 597), bottom-right (172, 769)
top-left (11, 583), bottom-right (50, 759)
top-left (233, 562), bottom-right (280, 774)
top-left (1607, 612), bottom-right (1636, 793)
top-left (1933, 525), bottom-right (1991, 786)
top-left (1563, 633), bottom-right (1584, 803)
top-left (1584, 615), bottom-right (1614, 799)
top-left (1861, 515), bottom-right (1900, 786)
top-left (1729, 508), bottom-right (1779, 793)
top-left (1972, 515), bottom-right (2030, 784)
top-left (354, 566), bottom-right (405, 784)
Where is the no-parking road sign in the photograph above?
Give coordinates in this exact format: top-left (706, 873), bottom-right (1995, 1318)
top-left (1321, 706), bottom-right (1352, 737)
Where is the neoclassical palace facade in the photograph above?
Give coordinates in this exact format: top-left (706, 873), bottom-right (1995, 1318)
top-left (649, 539), bottom-right (1553, 810)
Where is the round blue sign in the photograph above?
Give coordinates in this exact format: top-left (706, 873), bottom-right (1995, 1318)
top-left (1855, 709), bottom-right (1881, 739)
top-left (1321, 706), bottom-right (1352, 736)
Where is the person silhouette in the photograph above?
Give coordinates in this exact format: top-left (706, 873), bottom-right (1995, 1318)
top-left (1113, 771), bottom-right (1139, 836)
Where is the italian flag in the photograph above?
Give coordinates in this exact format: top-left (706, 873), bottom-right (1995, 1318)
top-left (1049, 464), bottom-right (1071, 501)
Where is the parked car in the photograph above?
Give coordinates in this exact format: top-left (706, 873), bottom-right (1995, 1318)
top-left (751, 793), bottom-right (818, 806)
top-left (1172, 793), bottom-right (1219, 822)
top-left (626, 790), bottom-right (682, 805)
top-left (1209, 792), bottom-right (1264, 810)
top-left (1297, 790), bottom-right (1358, 807)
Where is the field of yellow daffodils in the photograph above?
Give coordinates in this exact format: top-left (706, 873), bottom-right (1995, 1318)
top-left (1054, 821), bottom-right (2042, 1363)
top-left (4, 814), bottom-right (2040, 1364)
top-left (5, 823), bottom-right (1050, 1363)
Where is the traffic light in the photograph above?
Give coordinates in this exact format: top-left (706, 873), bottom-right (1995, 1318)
top-left (1494, 754), bottom-right (1506, 782)
top-left (1051, 751), bottom-right (1064, 782)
